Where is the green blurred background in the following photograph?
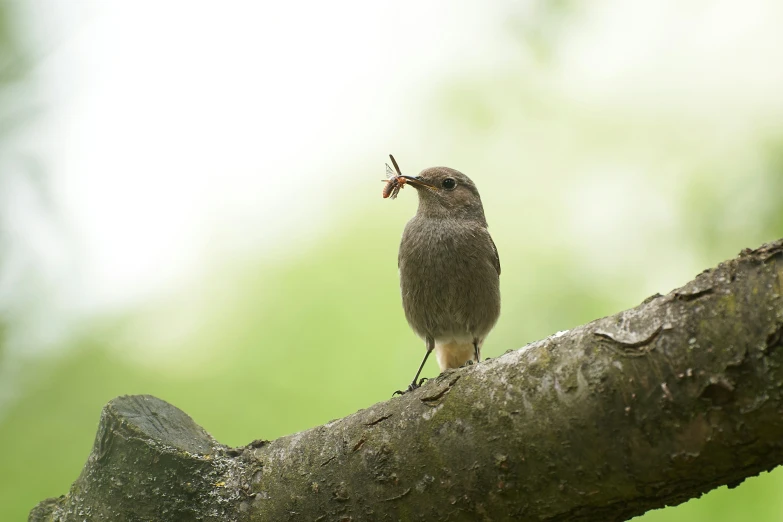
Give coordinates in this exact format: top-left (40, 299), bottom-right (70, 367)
top-left (1, 1), bottom-right (782, 521)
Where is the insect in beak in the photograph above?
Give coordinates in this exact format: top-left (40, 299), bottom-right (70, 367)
top-left (382, 154), bottom-right (438, 199)
top-left (382, 154), bottom-right (407, 199)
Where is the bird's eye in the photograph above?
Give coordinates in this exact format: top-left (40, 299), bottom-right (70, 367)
top-left (442, 178), bottom-right (457, 190)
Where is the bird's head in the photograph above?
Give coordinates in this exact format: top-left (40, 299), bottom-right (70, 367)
top-left (402, 167), bottom-right (487, 223)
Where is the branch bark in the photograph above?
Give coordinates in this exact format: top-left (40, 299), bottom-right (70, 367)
top-left (30, 239), bottom-right (783, 522)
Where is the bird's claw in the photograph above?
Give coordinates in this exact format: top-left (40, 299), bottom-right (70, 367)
top-left (392, 377), bottom-right (429, 396)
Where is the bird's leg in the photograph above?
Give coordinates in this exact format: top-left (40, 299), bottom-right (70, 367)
top-left (393, 337), bottom-right (434, 396)
top-left (457, 339), bottom-right (482, 368)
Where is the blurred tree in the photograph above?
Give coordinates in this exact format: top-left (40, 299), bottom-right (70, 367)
top-left (0, 0), bottom-right (28, 397)
top-left (0, 1), bottom-right (41, 306)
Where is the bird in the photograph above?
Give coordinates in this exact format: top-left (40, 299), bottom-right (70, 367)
top-left (392, 164), bottom-right (500, 394)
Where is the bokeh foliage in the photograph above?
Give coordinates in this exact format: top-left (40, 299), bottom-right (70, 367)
top-left (1, 3), bottom-right (782, 522)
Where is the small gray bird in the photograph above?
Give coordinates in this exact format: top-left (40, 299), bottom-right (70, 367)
top-left (391, 162), bottom-right (500, 394)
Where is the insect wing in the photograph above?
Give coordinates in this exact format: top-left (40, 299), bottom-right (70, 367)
top-left (383, 155), bottom-right (404, 199)
top-left (389, 154), bottom-right (403, 177)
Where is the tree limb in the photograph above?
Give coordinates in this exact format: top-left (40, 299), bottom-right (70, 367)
top-left (30, 238), bottom-right (783, 521)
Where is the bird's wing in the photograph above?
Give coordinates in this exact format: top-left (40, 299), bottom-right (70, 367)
top-left (489, 233), bottom-right (501, 276)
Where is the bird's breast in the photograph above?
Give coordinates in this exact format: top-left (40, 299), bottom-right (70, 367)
top-left (398, 217), bottom-right (500, 339)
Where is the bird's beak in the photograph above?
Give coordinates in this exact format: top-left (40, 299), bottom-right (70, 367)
top-left (401, 176), bottom-right (438, 193)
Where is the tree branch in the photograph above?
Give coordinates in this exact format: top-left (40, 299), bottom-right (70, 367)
top-left (30, 238), bottom-right (783, 522)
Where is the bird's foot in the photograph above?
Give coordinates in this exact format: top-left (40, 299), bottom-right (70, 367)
top-left (459, 360), bottom-right (477, 368)
top-left (392, 378), bottom-right (428, 396)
